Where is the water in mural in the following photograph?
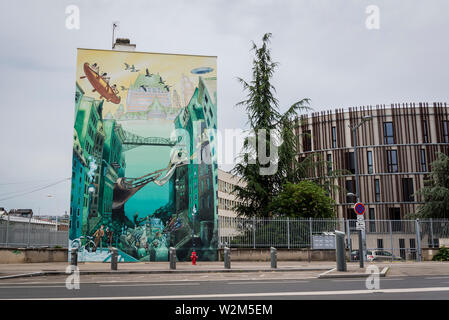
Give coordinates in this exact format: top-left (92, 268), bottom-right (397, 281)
top-left (69, 49), bottom-right (218, 262)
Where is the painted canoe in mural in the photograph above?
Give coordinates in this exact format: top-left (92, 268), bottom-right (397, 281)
top-left (82, 62), bottom-right (121, 104)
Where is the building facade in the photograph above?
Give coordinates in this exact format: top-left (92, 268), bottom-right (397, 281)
top-left (295, 102), bottom-right (449, 220)
top-left (217, 169), bottom-right (246, 219)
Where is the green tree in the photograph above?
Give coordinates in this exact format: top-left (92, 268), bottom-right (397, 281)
top-left (233, 33), bottom-right (310, 217)
top-left (268, 181), bottom-right (335, 218)
top-left (414, 152), bottom-right (449, 218)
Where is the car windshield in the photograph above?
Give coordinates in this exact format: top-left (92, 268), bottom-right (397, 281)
top-left (367, 250), bottom-right (372, 255)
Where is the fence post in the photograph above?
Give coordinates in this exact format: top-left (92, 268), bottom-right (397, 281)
top-left (309, 218), bottom-right (313, 248)
top-left (252, 217), bottom-right (256, 249)
top-left (270, 247), bottom-right (277, 269)
top-left (169, 247), bottom-right (176, 270)
top-left (27, 214), bottom-right (32, 247)
top-left (5, 213), bottom-right (10, 247)
top-left (389, 220), bottom-right (393, 259)
top-left (287, 218), bottom-right (290, 249)
top-left (346, 219), bottom-right (352, 259)
top-left (54, 216), bottom-right (58, 247)
top-left (111, 247), bottom-right (118, 270)
top-left (224, 247), bottom-right (231, 269)
top-left (415, 219), bottom-right (422, 262)
top-left (430, 218), bottom-right (434, 248)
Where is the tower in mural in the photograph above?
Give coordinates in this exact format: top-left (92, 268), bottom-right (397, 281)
top-left (69, 48), bottom-right (217, 263)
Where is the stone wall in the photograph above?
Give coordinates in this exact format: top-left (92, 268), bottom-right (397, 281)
top-left (0, 247), bottom-right (68, 263)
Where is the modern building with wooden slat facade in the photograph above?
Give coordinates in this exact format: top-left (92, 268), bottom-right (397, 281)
top-left (295, 102), bottom-right (449, 220)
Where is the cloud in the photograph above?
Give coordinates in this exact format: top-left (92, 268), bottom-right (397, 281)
top-left (0, 0), bottom-right (448, 213)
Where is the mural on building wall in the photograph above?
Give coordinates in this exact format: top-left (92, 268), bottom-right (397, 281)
top-left (70, 49), bottom-right (218, 262)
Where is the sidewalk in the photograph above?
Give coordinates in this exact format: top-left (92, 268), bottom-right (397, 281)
top-left (1, 261), bottom-right (448, 280)
top-left (0, 261), bottom-right (334, 279)
top-left (318, 261), bottom-right (449, 279)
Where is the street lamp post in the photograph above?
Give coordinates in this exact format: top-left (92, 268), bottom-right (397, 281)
top-left (192, 204), bottom-right (197, 252)
top-left (87, 184), bottom-right (96, 235)
top-left (350, 115), bottom-right (372, 266)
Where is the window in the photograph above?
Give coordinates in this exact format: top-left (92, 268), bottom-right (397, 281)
top-left (377, 239), bottom-right (384, 249)
top-left (375, 179), bottom-right (380, 202)
top-left (421, 149), bottom-right (427, 172)
top-left (423, 120), bottom-right (429, 143)
top-left (443, 121), bottom-right (449, 143)
top-left (345, 179), bottom-right (355, 203)
top-left (369, 208), bottom-right (376, 232)
top-left (332, 126), bottom-right (337, 148)
top-left (386, 150), bottom-right (398, 173)
top-left (383, 122), bottom-right (394, 144)
top-left (327, 154), bottom-right (332, 174)
top-left (367, 151), bottom-right (373, 174)
top-left (303, 130), bottom-right (312, 152)
top-left (345, 152), bottom-right (355, 174)
top-left (402, 178), bottom-right (414, 202)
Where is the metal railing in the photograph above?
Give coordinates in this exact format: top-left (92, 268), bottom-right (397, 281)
top-left (0, 219), bottom-right (69, 248)
top-left (218, 217), bottom-right (449, 261)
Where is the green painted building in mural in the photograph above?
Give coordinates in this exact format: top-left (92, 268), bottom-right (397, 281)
top-left (70, 48), bottom-right (217, 262)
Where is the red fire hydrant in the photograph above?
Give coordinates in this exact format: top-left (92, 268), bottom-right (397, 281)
top-left (191, 251), bottom-right (198, 265)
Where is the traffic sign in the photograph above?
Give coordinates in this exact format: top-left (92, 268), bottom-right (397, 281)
top-left (354, 202), bottom-right (365, 215)
top-left (356, 219), bottom-right (365, 231)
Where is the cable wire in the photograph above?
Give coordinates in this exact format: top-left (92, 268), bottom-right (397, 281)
top-left (0, 178), bottom-right (71, 201)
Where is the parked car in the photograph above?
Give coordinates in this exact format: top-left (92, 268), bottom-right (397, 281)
top-left (350, 250), bottom-right (360, 261)
top-left (366, 250), bottom-right (404, 262)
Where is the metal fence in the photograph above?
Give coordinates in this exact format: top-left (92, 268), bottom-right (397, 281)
top-left (0, 219), bottom-right (69, 248)
top-left (218, 217), bottom-right (449, 261)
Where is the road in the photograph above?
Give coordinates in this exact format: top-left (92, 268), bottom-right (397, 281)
top-left (1, 273), bottom-right (449, 300)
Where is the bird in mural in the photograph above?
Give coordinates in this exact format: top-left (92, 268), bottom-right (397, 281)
top-left (120, 85), bottom-right (128, 91)
top-left (164, 85), bottom-right (172, 92)
top-left (145, 68), bottom-right (153, 77)
top-left (124, 63), bottom-right (130, 70)
top-left (130, 65), bottom-right (139, 72)
top-left (140, 85), bottom-right (147, 92)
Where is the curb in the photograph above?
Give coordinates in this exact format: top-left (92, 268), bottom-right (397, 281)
top-left (317, 266), bottom-right (390, 279)
top-left (0, 267), bottom-right (332, 280)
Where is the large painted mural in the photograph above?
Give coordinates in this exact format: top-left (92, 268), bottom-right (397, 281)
top-left (69, 49), bottom-right (218, 262)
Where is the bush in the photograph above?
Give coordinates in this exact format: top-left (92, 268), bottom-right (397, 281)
top-left (433, 246), bottom-right (449, 261)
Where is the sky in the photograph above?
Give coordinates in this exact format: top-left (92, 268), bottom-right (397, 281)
top-left (0, 0), bottom-right (448, 215)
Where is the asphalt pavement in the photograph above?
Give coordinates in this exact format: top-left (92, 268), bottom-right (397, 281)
top-left (1, 273), bottom-right (449, 300)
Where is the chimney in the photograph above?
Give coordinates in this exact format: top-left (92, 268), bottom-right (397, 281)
top-left (113, 38), bottom-right (136, 51)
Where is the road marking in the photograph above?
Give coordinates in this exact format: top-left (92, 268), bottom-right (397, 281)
top-left (99, 282), bottom-right (201, 287)
top-left (426, 276), bottom-right (449, 280)
top-left (8, 286), bottom-right (449, 300)
top-left (227, 280), bottom-right (309, 285)
top-left (0, 285), bottom-right (66, 289)
top-left (331, 278), bottom-right (404, 282)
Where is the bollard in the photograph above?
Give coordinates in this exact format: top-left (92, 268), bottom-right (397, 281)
top-left (270, 247), bottom-right (277, 269)
top-left (169, 247), bottom-right (176, 270)
top-left (70, 248), bottom-right (78, 266)
top-left (224, 247), bottom-right (231, 269)
top-left (111, 248), bottom-right (118, 271)
top-left (335, 230), bottom-right (347, 272)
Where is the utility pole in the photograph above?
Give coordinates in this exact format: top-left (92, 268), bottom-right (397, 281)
top-left (350, 115), bottom-right (372, 267)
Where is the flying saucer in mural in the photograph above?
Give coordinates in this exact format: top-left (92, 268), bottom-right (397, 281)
top-left (191, 67), bottom-right (214, 75)
top-left (81, 62), bottom-right (121, 104)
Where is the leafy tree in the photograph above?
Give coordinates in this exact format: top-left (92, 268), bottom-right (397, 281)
top-left (414, 152), bottom-right (449, 218)
top-left (232, 33), bottom-right (345, 218)
top-left (268, 181), bottom-right (335, 218)
top-left (232, 33), bottom-right (310, 217)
